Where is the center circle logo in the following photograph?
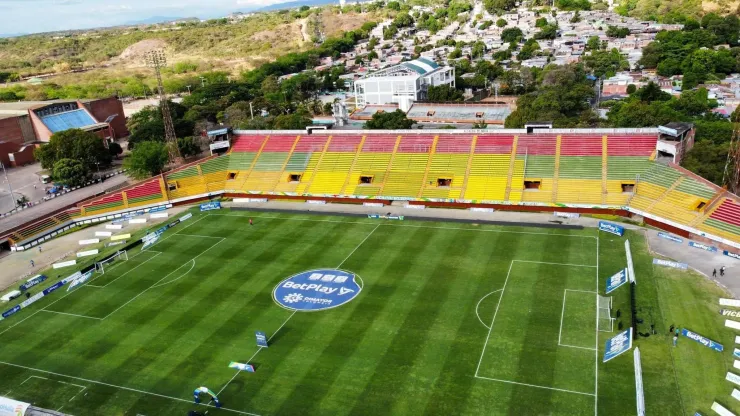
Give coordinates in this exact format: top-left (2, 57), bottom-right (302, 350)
top-left (273, 269), bottom-right (362, 311)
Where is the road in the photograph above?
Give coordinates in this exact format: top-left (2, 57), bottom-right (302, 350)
top-left (0, 168), bottom-right (130, 237)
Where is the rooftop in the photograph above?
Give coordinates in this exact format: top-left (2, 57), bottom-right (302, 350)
top-left (40, 109), bottom-right (97, 133)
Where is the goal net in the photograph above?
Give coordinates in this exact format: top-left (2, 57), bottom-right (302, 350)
top-left (598, 295), bottom-right (615, 332)
top-left (95, 250), bottom-right (128, 274)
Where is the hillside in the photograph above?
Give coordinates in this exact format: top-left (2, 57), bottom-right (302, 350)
top-left (0, 7), bottom-right (376, 78)
top-left (616, 0), bottom-right (738, 20)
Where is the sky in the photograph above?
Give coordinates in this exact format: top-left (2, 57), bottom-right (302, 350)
top-left (0, 0), bottom-right (286, 35)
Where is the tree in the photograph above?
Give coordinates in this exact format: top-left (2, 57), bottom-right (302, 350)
top-left (501, 27), bottom-right (523, 43)
top-left (535, 17), bottom-right (548, 28)
top-left (586, 36), bottom-right (601, 51)
top-left (365, 110), bottom-right (416, 129)
top-left (484, 0), bottom-right (516, 14)
top-left (517, 39), bottom-right (540, 61)
top-left (427, 85), bottom-right (464, 102)
top-left (448, 48), bottom-right (462, 59)
top-left (387, 0), bottom-right (400, 10)
top-left (34, 128), bottom-right (112, 173)
top-left (681, 140), bottom-right (729, 185)
top-left (126, 101), bottom-right (195, 149)
top-left (273, 112), bottom-right (313, 129)
top-left (177, 136), bottom-right (200, 158)
top-left (52, 158), bottom-right (88, 186)
top-left (582, 49), bottom-right (629, 77)
top-left (606, 26), bottom-right (630, 38)
top-left (124, 141), bottom-right (168, 179)
top-left (626, 84), bottom-right (637, 94)
top-left (634, 82), bottom-right (672, 103)
top-left (472, 121), bottom-right (488, 128)
top-left (471, 41), bottom-right (486, 59)
top-left (108, 142), bottom-right (123, 158)
top-left (534, 24), bottom-right (558, 40)
top-left (496, 18), bottom-right (507, 28)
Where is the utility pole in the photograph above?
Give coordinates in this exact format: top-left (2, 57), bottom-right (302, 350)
top-left (145, 49), bottom-right (181, 165)
top-left (0, 162), bottom-right (17, 209)
top-left (249, 102), bottom-right (254, 119)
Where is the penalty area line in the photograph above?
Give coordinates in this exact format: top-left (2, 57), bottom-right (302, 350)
top-left (474, 375), bottom-right (596, 397)
top-left (0, 360), bottom-right (261, 416)
top-left (475, 290), bottom-right (503, 330)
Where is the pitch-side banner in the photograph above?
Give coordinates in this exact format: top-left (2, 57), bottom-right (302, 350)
top-left (681, 328), bottom-right (723, 352)
top-left (657, 232), bottom-right (683, 243)
top-left (603, 328), bottom-right (633, 362)
top-left (0, 397), bottom-right (30, 416)
top-left (605, 269), bottom-right (628, 294)
top-left (256, 331), bottom-right (268, 348)
top-left (598, 221), bottom-right (624, 237)
top-left (200, 201), bottom-right (221, 211)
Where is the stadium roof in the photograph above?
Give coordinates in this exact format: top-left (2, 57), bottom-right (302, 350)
top-left (40, 109), bottom-right (97, 133)
top-left (0, 99), bottom-right (95, 112)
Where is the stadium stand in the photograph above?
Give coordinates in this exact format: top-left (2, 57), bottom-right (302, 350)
top-left (11, 129), bottom-right (740, 249)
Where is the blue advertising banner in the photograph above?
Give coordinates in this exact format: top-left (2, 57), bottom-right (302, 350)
top-left (273, 269), bottom-right (362, 311)
top-left (148, 206), bottom-right (167, 213)
top-left (256, 331), bottom-right (268, 348)
top-left (200, 201), bottom-right (221, 212)
top-left (43, 282), bottom-right (65, 296)
top-left (19, 275), bottom-right (47, 292)
top-left (689, 241), bottom-right (718, 253)
top-left (1, 305), bottom-right (21, 319)
top-left (657, 232), bottom-right (683, 243)
top-left (605, 269), bottom-right (629, 294)
top-left (66, 271), bottom-right (93, 292)
top-left (367, 214), bottom-right (404, 220)
top-left (735, 348), bottom-right (740, 359)
top-left (652, 258), bottom-right (688, 270)
top-left (724, 250), bottom-right (740, 261)
top-left (681, 328), bottom-right (724, 352)
top-left (598, 221), bottom-right (624, 237)
top-left (603, 328), bottom-right (633, 362)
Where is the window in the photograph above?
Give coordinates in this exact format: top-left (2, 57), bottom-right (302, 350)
top-left (228, 172), bottom-right (237, 180)
top-left (696, 201), bottom-right (707, 211)
top-left (289, 174), bottom-right (302, 182)
top-left (359, 175), bottom-right (374, 184)
top-left (437, 178), bottom-right (452, 187)
top-left (168, 182), bottom-right (178, 191)
top-left (524, 180), bottom-right (541, 190)
top-left (621, 183), bottom-right (635, 193)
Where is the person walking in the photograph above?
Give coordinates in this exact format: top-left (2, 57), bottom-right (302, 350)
top-left (721, 266), bottom-right (726, 276)
top-left (249, 218), bottom-right (253, 226)
top-left (30, 259), bottom-right (34, 267)
top-left (713, 269), bottom-right (717, 278)
top-left (673, 335), bottom-right (678, 347)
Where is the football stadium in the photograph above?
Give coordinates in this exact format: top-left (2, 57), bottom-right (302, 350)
top-left (2, 129), bottom-right (740, 416)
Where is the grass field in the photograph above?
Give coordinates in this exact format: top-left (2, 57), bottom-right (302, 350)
top-left (0, 209), bottom-right (737, 415)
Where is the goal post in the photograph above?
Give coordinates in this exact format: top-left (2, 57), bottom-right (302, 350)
top-left (598, 295), bottom-right (615, 332)
top-left (94, 250), bottom-right (128, 274)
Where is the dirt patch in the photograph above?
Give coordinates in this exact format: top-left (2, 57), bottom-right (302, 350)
top-left (118, 39), bottom-right (168, 62)
top-left (320, 11), bottom-right (369, 37)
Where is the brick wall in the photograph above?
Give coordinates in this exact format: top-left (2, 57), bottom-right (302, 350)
top-left (84, 97), bottom-right (129, 138)
top-left (0, 116), bottom-right (27, 145)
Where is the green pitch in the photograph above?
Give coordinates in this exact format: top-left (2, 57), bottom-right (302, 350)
top-left (0, 209), bottom-right (730, 415)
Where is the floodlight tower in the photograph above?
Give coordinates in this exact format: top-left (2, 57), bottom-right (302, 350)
top-left (145, 49), bottom-right (181, 164)
top-left (723, 115), bottom-right (740, 194)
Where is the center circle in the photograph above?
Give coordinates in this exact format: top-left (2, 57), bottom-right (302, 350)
top-left (273, 269), bottom-right (362, 312)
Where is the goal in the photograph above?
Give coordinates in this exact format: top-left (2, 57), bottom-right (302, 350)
top-left (598, 295), bottom-right (615, 332)
top-left (95, 250), bottom-right (128, 274)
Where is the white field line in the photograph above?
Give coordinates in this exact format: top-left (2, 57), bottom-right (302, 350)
top-left (474, 375), bottom-right (596, 397)
top-left (101, 237), bottom-right (225, 320)
top-left (217, 223), bottom-right (379, 396)
top-left (558, 290), bottom-right (567, 345)
top-left (175, 234), bottom-right (224, 239)
top-left (143, 212), bottom-right (212, 250)
top-left (559, 289), bottom-right (599, 351)
top-left (98, 252), bottom-right (163, 288)
top-left (475, 290), bottom-right (503, 330)
top-left (0, 360), bottom-right (260, 416)
top-left (560, 344), bottom-right (597, 351)
top-left (40, 310), bottom-right (101, 320)
top-left (151, 259), bottom-right (195, 288)
top-left (475, 261), bottom-right (514, 377)
top-left (513, 260), bottom-right (597, 268)
top-left (209, 214), bottom-right (597, 239)
top-left (22, 375), bottom-right (86, 403)
top-left (594, 232), bottom-right (600, 416)
top-left (336, 224), bottom-right (379, 269)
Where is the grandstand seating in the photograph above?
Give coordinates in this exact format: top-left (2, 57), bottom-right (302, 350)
top-left (14, 129), bottom-right (740, 247)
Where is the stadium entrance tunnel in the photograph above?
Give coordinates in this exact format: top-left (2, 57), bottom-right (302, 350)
top-left (273, 269), bottom-right (362, 311)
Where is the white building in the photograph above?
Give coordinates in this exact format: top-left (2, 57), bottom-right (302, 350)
top-left (353, 58), bottom-right (455, 111)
